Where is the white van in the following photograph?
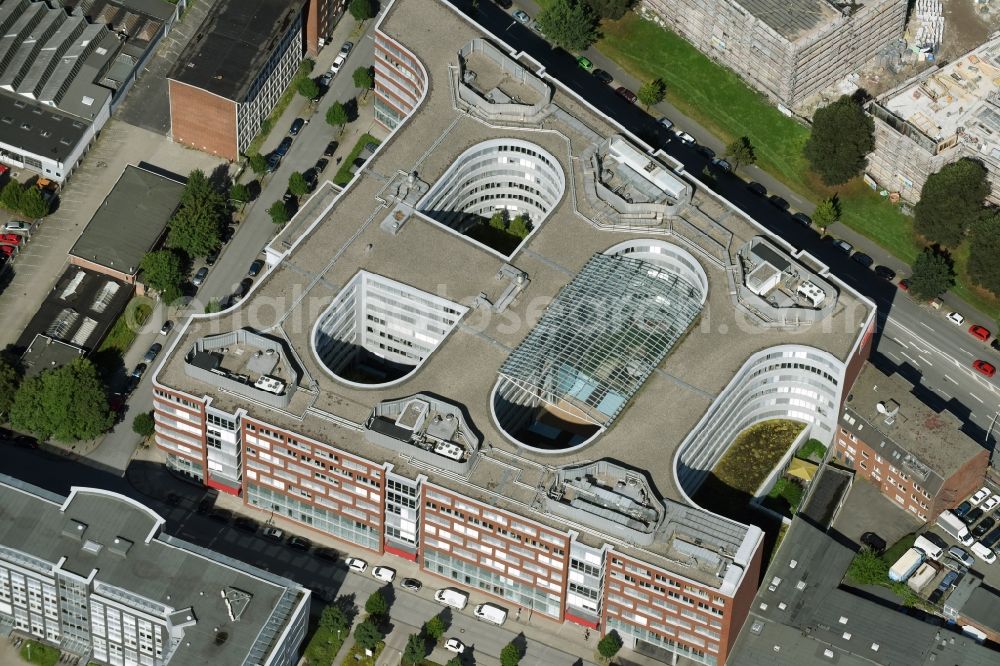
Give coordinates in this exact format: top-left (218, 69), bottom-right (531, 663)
top-left (971, 542), bottom-right (997, 565)
top-left (473, 603), bottom-right (508, 626)
top-left (914, 535), bottom-right (944, 561)
top-left (936, 511), bottom-right (975, 547)
top-left (434, 588), bottom-right (469, 610)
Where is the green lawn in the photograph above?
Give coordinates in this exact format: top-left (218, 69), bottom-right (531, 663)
top-left (795, 438), bottom-right (827, 462)
top-left (711, 419), bottom-right (805, 494)
top-left (596, 13), bottom-right (1000, 319)
top-left (881, 533), bottom-right (917, 567)
top-left (334, 134), bottom-right (381, 186)
top-left (98, 297), bottom-right (153, 354)
top-left (762, 477), bottom-right (805, 518)
top-left (20, 641), bottom-right (60, 666)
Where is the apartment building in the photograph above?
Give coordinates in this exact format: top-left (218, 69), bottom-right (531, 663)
top-left (834, 364), bottom-right (988, 521)
top-left (640, 0), bottom-right (907, 108)
top-left (151, 1), bottom-right (877, 664)
top-left (305, 0), bottom-right (347, 55)
top-left (0, 475), bottom-right (310, 666)
top-left (868, 35), bottom-right (1000, 204)
top-left (167, 0), bottom-right (307, 161)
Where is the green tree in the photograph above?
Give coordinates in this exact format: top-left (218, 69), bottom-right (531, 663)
top-left (908, 248), bottom-right (955, 301)
top-left (230, 182), bottom-right (250, 203)
top-left (353, 620), bottom-right (381, 652)
top-left (326, 101), bottom-right (349, 133)
top-left (249, 153), bottom-right (268, 176)
top-left (489, 210), bottom-right (507, 230)
top-left (803, 95), bottom-right (874, 185)
top-left (320, 604), bottom-right (349, 634)
top-left (364, 590), bottom-right (388, 618)
top-left (597, 630), bottom-right (623, 659)
top-left (637, 78), bottom-right (666, 110)
top-left (268, 201), bottom-right (290, 225)
top-left (353, 66), bottom-right (374, 92)
top-left (19, 187), bottom-right (50, 218)
top-left (297, 77), bottom-right (320, 99)
top-left (725, 136), bottom-right (756, 169)
top-left (509, 214), bottom-right (531, 238)
top-left (288, 172), bottom-right (309, 197)
top-left (402, 633), bottom-right (425, 666)
top-left (10, 358), bottom-right (113, 442)
top-left (914, 158), bottom-right (990, 247)
top-left (349, 0), bottom-right (375, 21)
top-left (167, 170), bottom-right (226, 258)
top-left (968, 213), bottom-right (1000, 295)
top-left (0, 181), bottom-right (22, 210)
top-left (536, 0), bottom-right (598, 51)
top-left (0, 357), bottom-right (20, 417)
top-left (423, 614), bottom-right (446, 641)
top-left (811, 196), bottom-right (840, 233)
top-left (139, 251), bottom-right (186, 302)
top-left (846, 547), bottom-right (889, 585)
top-left (205, 299), bottom-right (221, 313)
top-left (132, 411), bottom-right (155, 438)
top-left (500, 641), bottom-right (523, 666)
top-left (446, 658), bottom-right (462, 666)
top-left (584, 0), bottom-right (631, 19)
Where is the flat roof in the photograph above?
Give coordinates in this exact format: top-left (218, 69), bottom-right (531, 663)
top-left (20, 334), bottom-right (85, 378)
top-left (0, 475), bottom-right (307, 666)
top-left (61, 0), bottom-right (177, 61)
top-left (0, 92), bottom-right (90, 164)
top-left (738, 0), bottom-right (841, 41)
top-left (69, 165), bottom-right (185, 277)
top-left (167, 0), bottom-right (306, 101)
top-left (155, 0), bottom-right (872, 590)
top-left (841, 364), bottom-right (986, 496)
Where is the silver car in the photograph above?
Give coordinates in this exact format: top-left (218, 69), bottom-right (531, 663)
top-left (948, 546), bottom-right (974, 568)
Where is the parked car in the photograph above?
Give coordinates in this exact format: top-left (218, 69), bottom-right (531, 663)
top-left (674, 130), bottom-right (696, 145)
top-left (898, 279), bottom-right (909, 291)
top-left (747, 181), bottom-right (767, 196)
top-left (955, 500), bottom-right (973, 518)
top-left (142, 343), bottom-right (162, 363)
top-left (473, 603), bottom-right (508, 625)
top-left (434, 588), bottom-right (469, 610)
top-left (220, 225), bottom-right (234, 244)
top-left (346, 557), bottom-right (368, 573)
top-left (324, 141), bottom-right (338, 157)
top-left (993, 338), bottom-right (1000, 352)
top-left (970, 325), bottom-right (991, 341)
top-left (615, 86), bottom-right (637, 104)
top-left (860, 531), bottom-right (886, 554)
top-left (303, 168), bottom-right (318, 190)
top-left (973, 516), bottom-right (996, 538)
top-left (400, 577), bottom-right (422, 592)
top-left (711, 157), bottom-right (732, 172)
top-left (287, 536), bottom-right (311, 551)
top-left (330, 53), bottom-right (347, 75)
top-left (791, 212), bottom-right (812, 227)
top-left (922, 532), bottom-right (948, 550)
top-left (315, 158), bottom-right (329, 173)
top-left (371, 566), bottom-right (395, 583)
top-left (159, 321), bottom-right (173, 336)
top-left (832, 239), bottom-right (853, 254)
top-left (592, 69), bottom-right (613, 85)
top-left (319, 72), bottom-right (333, 87)
top-left (971, 487), bottom-right (992, 506)
top-left (971, 541), bottom-right (996, 564)
top-left (983, 494), bottom-right (1000, 513)
top-left (193, 266), bottom-right (209, 286)
top-left (851, 252), bottom-right (874, 268)
top-left (234, 517), bottom-right (258, 533)
top-left (275, 137), bottom-right (293, 157)
top-left (266, 152), bottom-right (282, 173)
top-left (234, 277), bottom-right (253, 301)
top-left (289, 118), bottom-right (305, 136)
top-left (874, 265), bottom-right (896, 281)
top-left (2, 221), bottom-right (29, 233)
top-left (962, 507), bottom-right (985, 526)
top-left (261, 527), bottom-right (284, 542)
top-left (577, 56), bottom-right (593, 71)
top-left (973, 360), bottom-right (996, 378)
top-left (948, 546), bottom-right (975, 568)
top-left (248, 259), bottom-right (264, 277)
top-left (340, 41), bottom-right (354, 57)
top-left (315, 547), bottom-right (338, 562)
top-left (512, 9), bottom-right (530, 23)
top-left (494, 0), bottom-right (513, 7)
top-left (657, 116), bottom-right (674, 131)
top-left (768, 195), bottom-right (789, 211)
top-left (947, 311), bottom-right (966, 325)
top-left (444, 638), bottom-right (465, 654)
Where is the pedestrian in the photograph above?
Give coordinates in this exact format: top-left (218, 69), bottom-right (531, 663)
top-left (516, 607), bottom-right (522, 620)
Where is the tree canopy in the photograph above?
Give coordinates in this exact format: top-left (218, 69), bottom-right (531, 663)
top-left (167, 169), bottom-right (226, 258)
top-left (353, 66), bottom-right (374, 91)
top-left (319, 604), bottom-right (350, 634)
top-left (500, 641), bottom-right (523, 666)
top-left (402, 633), bottom-right (426, 666)
top-left (914, 158), bottom-right (990, 247)
top-left (847, 548), bottom-right (889, 585)
top-left (364, 590), bottom-right (388, 618)
top-left (597, 630), bottom-right (623, 659)
top-left (230, 182), bottom-right (250, 204)
top-left (811, 196), bottom-right (840, 231)
top-left (423, 614), bottom-right (446, 641)
top-left (536, 0), bottom-right (598, 52)
top-left (908, 248), bottom-right (955, 301)
top-left (803, 95), bottom-right (874, 185)
top-left (19, 187), bottom-right (50, 219)
top-left (349, 0), bottom-right (375, 21)
top-left (585, 0), bottom-right (631, 19)
top-left (132, 412), bottom-right (155, 438)
top-left (0, 357), bottom-right (20, 417)
top-left (288, 172), bottom-right (309, 197)
top-left (268, 201), bottom-right (290, 225)
top-left (637, 78), bottom-right (666, 110)
top-left (248, 153), bottom-right (268, 176)
top-left (326, 102), bottom-right (349, 131)
top-left (725, 136), bottom-right (756, 169)
top-left (968, 213), bottom-right (1000, 296)
top-left (10, 358), bottom-right (113, 442)
top-left (353, 620), bottom-right (381, 652)
top-left (0, 181), bottom-right (21, 210)
top-left (140, 250), bottom-right (186, 302)
top-left (297, 77), bottom-right (320, 99)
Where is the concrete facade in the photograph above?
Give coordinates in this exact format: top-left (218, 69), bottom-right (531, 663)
top-left (640, 0), bottom-right (908, 108)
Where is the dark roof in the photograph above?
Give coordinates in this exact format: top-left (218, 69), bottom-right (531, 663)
top-left (959, 586), bottom-right (1000, 633)
top-left (20, 334), bottom-right (85, 377)
top-left (167, 0), bottom-right (306, 101)
top-left (799, 465), bottom-right (851, 528)
top-left (69, 165), bottom-right (185, 277)
top-left (750, 242), bottom-right (791, 272)
top-left (62, 0), bottom-right (177, 22)
top-left (0, 92), bottom-right (90, 165)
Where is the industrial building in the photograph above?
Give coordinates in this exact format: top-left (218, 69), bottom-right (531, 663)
top-left (0, 0), bottom-right (180, 182)
top-left (868, 35), bottom-right (1000, 204)
top-left (151, 1), bottom-right (876, 664)
top-left (0, 475), bottom-right (310, 666)
top-left (833, 364), bottom-right (988, 522)
top-left (639, 0), bottom-right (908, 108)
top-left (166, 0), bottom-right (307, 161)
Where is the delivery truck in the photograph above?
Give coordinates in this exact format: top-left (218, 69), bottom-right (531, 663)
top-left (936, 510), bottom-right (975, 546)
top-left (889, 547), bottom-right (924, 582)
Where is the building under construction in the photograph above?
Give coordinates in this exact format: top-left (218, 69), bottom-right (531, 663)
top-left (868, 35), bottom-right (1000, 204)
top-left (640, 0), bottom-right (908, 108)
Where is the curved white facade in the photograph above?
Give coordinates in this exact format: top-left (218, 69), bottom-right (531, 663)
top-left (418, 138), bottom-right (566, 231)
top-left (674, 345), bottom-right (844, 500)
top-left (604, 239), bottom-right (709, 303)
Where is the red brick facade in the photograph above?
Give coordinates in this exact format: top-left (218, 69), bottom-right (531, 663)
top-left (168, 80), bottom-right (239, 161)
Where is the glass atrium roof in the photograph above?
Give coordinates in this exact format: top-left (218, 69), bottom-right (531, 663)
top-left (498, 252), bottom-right (705, 428)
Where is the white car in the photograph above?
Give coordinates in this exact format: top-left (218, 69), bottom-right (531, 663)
top-left (330, 53), bottom-right (347, 75)
top-left (674, 130), bottom-right (696, 145)
top-left (2, 221), bottom-right (29, 233)
top-left (947, 311), bottom-right (966, 325)
top-left (371, 566), bottom-right (395, 583)
top-left (970, 487), bottom-right (991, 507)
top-left (444, 638), bottom-right (465, 654)
top-left (971, 541), bottom-right (996, 564)
top-left (346, 557), bottom-right (367, 573)
top-left (983, 494), bottom-right (1000, 513)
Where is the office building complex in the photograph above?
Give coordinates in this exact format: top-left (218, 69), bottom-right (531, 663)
top-left (0, 0), bottom-right (178, 182)
top-left (834, 364), bottom-right (988, 521)
top-left (167, 0), bottom-right (307, 161)
top-left (640, 0), bottom-right (907, 108)
top-left (0, 475), bottom-right (310, 666)
top-left (868, 35), bottom-right (1000, 204)
top-left (152, 1), bottom-right (876, 664)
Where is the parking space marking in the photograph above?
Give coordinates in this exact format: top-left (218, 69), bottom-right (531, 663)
top-left (944, 374), bottom-right (957, 384)
top-left (919, 355), bottom-right (933, 367)
top-left (920, 321), bottom-right (933, 330)
top-left (971, 393), bottom-right (984, 403)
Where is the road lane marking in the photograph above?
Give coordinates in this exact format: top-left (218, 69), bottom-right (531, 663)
top-left (960, 348), bottom-right (973, 357)
top-left (901, 352), bottom-right (919, 365)
top-left (944, 374), bottom-right (957, 384)
top-left (886, 351), bottom-right (901, 361)
top-left (971, 394), bottom-right (984, 403)
top-left (890, 337), bottom-right (909, 348)
top-left (919, 355), bottom-right (933, 366)
top-left (920, 321), bottom-right (934, 330)
top-left (937, 390), bottom-right (952, 400)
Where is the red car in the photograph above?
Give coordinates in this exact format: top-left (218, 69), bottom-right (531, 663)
top-left (973, 360), bottom-right (996, 377)
top-left (615, 86), bottom-right (637, 104)
top-left (969, 324), bottom-right (991, 341)
top-left (898, 279), bottom-right (909, 291)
